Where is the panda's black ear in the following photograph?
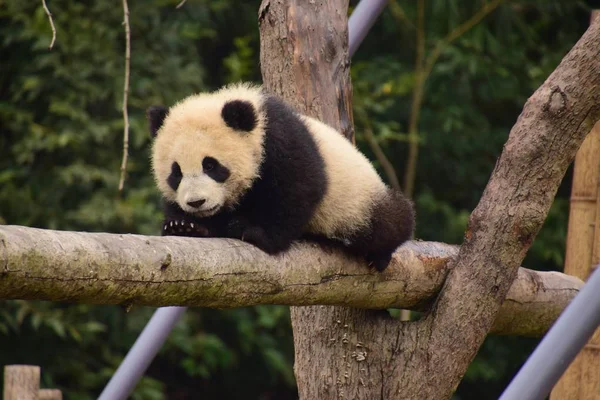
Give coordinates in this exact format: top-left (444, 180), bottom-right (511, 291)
top-left (221, 100), bottom-right (257, 132)
top-left (147, 106), bottom-right (169, 138)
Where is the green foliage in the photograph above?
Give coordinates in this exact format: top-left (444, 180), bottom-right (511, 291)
top-left (0, 0), bottom-right (591, 398)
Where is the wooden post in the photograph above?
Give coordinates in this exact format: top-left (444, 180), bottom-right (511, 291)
top-left (550, 11), bottom-right (600, 400)
top-left (3, 365), bottom-right (62, 400)
top-left (38, 390), bottom-right (62, 400)
top-left (3, 366), bottom-right (40, 400)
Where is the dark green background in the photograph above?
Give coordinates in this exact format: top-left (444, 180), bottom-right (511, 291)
top-left (0, 1), bottom-right (590, 398)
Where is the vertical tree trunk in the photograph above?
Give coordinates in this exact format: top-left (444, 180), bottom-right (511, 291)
top-left (551, 11), bottom-right (600, 399)
top-left (258, 1), bottom-right (412, 398)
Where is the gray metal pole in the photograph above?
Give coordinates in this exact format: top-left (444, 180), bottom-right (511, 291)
top-left (97, 307), bottom-right (187, 400)
top-left (500, 266), bottom-right (600, 400)
top-left (348, 0), bottom-right (388, 57)
top-left (98, 2), bottom-right (389, 399)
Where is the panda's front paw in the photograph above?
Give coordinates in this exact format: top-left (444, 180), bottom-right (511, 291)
top-left (226, 216), bottom-right (251, 238)
top-left (242, 226), bottom-right (292, 255)
top-left (162, 219), bottom-right (210, 237)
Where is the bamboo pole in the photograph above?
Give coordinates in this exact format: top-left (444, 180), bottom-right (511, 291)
top-left (550, 11), bottom-right (600, 400)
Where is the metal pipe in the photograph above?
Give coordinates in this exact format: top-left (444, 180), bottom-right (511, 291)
top-left (98, 2), bottom-right (389, 398)
top-left (97, 307), bottom-right (187, 400)
top-left (499, 266), bottom-right (600, 400)
top-left (348, 0), bottom-right (388, 57)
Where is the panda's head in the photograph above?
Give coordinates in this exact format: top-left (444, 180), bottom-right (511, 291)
top-left (148, 84), bottom-right (266, 217)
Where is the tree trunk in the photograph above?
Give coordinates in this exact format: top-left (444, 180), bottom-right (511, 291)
top-left (259, 1), bottom-right (402, 397)
top-left (259, 1), bottom-right (600, 399)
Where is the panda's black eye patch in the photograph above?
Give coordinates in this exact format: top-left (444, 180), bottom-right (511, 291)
top-left (222, 100), bottom-right (257, 132)
top-left (167, 162), bottom-right (182, 190)
top-left (203, 157), bottom-right (216, 172)
top-left (203, 156), bottom-right (230, 183)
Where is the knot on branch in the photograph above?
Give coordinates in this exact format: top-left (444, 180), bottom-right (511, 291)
top-left (542, 85), bottom-right (567, 115)
top-left (160, 253), bottom-right (172, 270)
top-left (258, 1), bottom-right (271, 25)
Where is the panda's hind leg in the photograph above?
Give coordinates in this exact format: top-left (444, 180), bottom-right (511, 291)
top-left (350, 189), bottom-right (415, 272)
top-left (366, 251), bottom-right (394, 272)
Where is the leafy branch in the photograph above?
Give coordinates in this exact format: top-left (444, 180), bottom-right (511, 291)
top-left (398, 0), bottom-right (504, 197)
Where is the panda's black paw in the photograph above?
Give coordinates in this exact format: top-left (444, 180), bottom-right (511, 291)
top-left (243, 227), bottom-right (292, 255)
top-left (226, 216), bottom-right (251, 238)
top-left (366, 252), bottom-right (393, 272)
top-left (162, 219), bottom-right (210, 237)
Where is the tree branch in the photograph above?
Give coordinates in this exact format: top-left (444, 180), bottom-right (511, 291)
top-left (355, 107), bottom-right (401, 191)
top-left (0, 225), bottom-right (581, 337)
top-left (402, 0), bottom-right (503, 197)
top-left (118, 0), bottom-right (131, 192)
top-left (402, 0), bottom-right (425, 198)
top-left (414, 16), bottom-right (600, 398)
top-left (41, 0), bottom-right (57, 50)
top-left (422, 0), bottom-right (503, 81)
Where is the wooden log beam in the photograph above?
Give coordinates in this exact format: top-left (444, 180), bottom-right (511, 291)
top-left (0, 225), bottom-right (582, 337)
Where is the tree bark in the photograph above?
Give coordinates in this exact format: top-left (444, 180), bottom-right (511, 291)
top-left (418, 16), bottom-right (600, 398)
top-left (0, 225), bottom-right (578, 336)
top-left (259, 1), bottom-right (600, 398)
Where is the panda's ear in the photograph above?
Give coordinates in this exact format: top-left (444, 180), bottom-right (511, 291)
top-left (221, 100), bottom-right (258, 132)
top-left (147, 106), bottom-right (169, 138)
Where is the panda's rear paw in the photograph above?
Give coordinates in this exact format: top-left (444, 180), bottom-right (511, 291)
top-left (366, 252), bottom-right (393, 272)
top-left (162, 219), bottom-right (210, 237)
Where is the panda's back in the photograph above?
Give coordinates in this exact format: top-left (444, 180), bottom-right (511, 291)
top-left (301, 116), bottom-right (387, 239)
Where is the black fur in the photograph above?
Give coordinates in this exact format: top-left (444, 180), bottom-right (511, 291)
top-left (222, 100), bottom-right (257, 132)
top-left (222, 96), bottom-right (327, 253)
top-left (203, 156), bottom-right (230, 183)
top-left (161, 200), bottom-right (231, 237)
top-left (147, 106), bottom-right (168, 137)
top-left (348, 191), bottom-right (415, 271)
top-left (167, 162), bottom-right (182, 191)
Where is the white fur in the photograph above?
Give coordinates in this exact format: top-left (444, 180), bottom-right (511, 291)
top-left (152, 83), bottom-right (266, 213)
top-left (177, 175), bottom-right (224, 216)
top-left (302, 117), bottom-right (387, 238)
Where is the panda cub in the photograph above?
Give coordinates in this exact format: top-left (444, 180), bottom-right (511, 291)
top-left (148, 83), bottom-right (414, 271)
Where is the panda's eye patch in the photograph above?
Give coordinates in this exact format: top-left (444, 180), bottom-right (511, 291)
top-left (202, 157), bottom-right (217, 172)
top-left (167, 161), bottom-right (182, 191)
top-left (202, 156), bottom-right (230, 183)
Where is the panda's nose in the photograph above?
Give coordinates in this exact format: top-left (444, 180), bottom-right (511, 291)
top-left (187, 199), bottom-right (206, 208)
